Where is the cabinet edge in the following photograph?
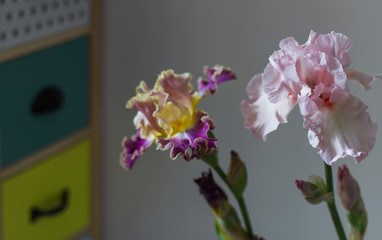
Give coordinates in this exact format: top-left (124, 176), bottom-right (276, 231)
top-left (0, 26), bottom-right (90, 64)
top-left (0, 128), bottom-right (92, 181)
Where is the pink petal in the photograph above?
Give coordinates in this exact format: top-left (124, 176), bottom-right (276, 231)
top-left (310, 31), bottom-right (353, 67)
top-left (303, 51), bottom-right (348, 92)
top-left (280, 30), bottom-right (353, 67)
top-left (345, 68), bottom-right (382, 90)
top-left (241, 74), bottom-right (296, 141)
top-left (305, 30), bottom-right (320, 47)
top-left (304, 95), bottom-right (377, 165)
top-left (279, 30), bottom-right (318, 53)
top-left (296, 52), bottom-right (349, 117)
top-left (279, 37), bottom-right (301, 53)
top-left (263, 50), bottom-right (301, 103)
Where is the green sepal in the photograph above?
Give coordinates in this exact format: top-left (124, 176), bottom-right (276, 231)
top-left (200, 131), bottom-right (219, 168)
top-left (215, 219), bottom-right (234, 240)
top-left (227, 151), bottom-right (247, 197)
top-left (213, 201), bottom-right (249, 240)
top-left (347, 211), bottom-right (367, 236)
top-left (214, 217), bottom-right (248, 240)
top-left (309, 175), bottom-right (328, 193)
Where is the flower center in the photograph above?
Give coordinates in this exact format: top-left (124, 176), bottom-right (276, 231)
top-left (155, 93), bottom-right (201, 138)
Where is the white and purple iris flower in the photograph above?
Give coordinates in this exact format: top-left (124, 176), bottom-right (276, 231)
top-left (121, 66), bottom-right (236, 170)
top-left (241, 31), bottom-right (380, 165)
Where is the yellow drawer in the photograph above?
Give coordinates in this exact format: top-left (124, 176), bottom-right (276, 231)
top-left (1, 140), bottom-right (91, 240)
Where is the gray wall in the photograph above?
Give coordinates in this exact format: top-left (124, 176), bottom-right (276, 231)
top-left (102, 1), bottom-right (382, 239)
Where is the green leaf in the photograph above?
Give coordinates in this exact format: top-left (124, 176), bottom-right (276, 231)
top-left (227, 151), bottom-right (247, 197)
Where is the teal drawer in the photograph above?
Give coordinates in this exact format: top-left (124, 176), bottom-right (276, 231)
top-left (0, 37), bottom-right (89, 167)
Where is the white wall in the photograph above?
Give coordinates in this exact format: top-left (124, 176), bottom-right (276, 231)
top-left (102, 1), bottom-right (382, 239)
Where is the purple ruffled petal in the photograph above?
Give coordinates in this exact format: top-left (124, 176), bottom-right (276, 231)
top-left (157, 111), bottom-right (217, 161)
top-left (120, 130), bottom-right (153, 170)
top-left (198, 65), bottom-right (236, 96)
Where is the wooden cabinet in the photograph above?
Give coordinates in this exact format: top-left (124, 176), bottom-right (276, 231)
top-left (2, 140), bottom-right (91, 240)
top-left (0, 0), bottom-right (101, 239)
top-left (0, 37), bottom-right (90, 167)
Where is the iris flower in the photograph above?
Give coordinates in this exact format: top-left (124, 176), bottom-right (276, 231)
top-left (241, 31), bottom-right (380, 165)
top-left (121, 66), bottom-right (236, 170)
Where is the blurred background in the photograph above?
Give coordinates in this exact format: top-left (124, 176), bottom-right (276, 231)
top-left (103, 0), bottom-right (382, 239)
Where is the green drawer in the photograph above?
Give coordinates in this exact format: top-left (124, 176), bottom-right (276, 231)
top-left (0, 37), bottom-right (89, 167)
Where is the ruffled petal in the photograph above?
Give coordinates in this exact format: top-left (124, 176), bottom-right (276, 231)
top-left (120, 130), bottom-right (154, 170)
top-left (156, 111), bottom-right (217, 160)
top-left (280, 30), bottom-right (353, 67)
top-left (304, 30), bottom-right (320, 47)
top-left (279, 30), bottom-right (319, 53)
top-left (310, 31), bottom-right (353, 67)
top-left (198, 65), bottom-right (236, 96)
top-left (304, 95), bottom-right (377, 165)
top-left (263, 50), bottom-right (301, 103)
top-left (298, 86), bottom-right (348, 117)
top-left (241, 74), bottom-right (296, 141)
top-left (126, 81), bottom-right (153, 112)
top-left (302, 51), bottom-right (348, 92)
top-left (295, 52), bottom-right (349, 117)
top-left (345, 68), bottom-right (382, 90)
top-left (154, 70), bottom-right (194, 111)
top-left (126, 81), bottom-right (166, 138)
top-left (279, 36), bottom-right (301, 53)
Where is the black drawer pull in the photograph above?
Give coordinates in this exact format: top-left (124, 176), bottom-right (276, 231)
top-left (31, 86), bottom-right (64, 115)
top-left (30, 189), bottom-right (69, 223)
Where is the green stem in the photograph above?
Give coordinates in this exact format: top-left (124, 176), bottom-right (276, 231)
top-left (237, 196), bottom-right (254, 238)
top-left (325, 163), bottom-right (347, 240)
top-left (212, 164), bottom-right (255, 239)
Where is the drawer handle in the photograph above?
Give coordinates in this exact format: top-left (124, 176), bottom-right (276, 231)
top-left (30, 189), bottom-right (69, 223)
top-left (31, 86), bottom-right (64, 115)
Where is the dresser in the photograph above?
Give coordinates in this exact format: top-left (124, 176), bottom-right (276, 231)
top-left (0, 0), bottom-right (101, 239)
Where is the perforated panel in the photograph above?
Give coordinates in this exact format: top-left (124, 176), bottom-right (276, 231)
top-left (0, 0), bottom-right (90, 50)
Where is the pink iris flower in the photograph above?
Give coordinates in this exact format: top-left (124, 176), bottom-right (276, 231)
top-left (241, 31), bottom-right (380, 165)
top-left (121, 66), bottom-right (236, 170)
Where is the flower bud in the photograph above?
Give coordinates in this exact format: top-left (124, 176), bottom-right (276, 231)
top-left (337, 164), bottom-right (367, 239)
top-left (194, 169), bottom-right (228, 212)
top-left (227, 151), bottom-right (247, 197)
top-left (337, 165), bottom-right (361, 212)
top-left (295, 176), bottom-right (332, 205)
top-left (195, 170), bottom-right (249, 240)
